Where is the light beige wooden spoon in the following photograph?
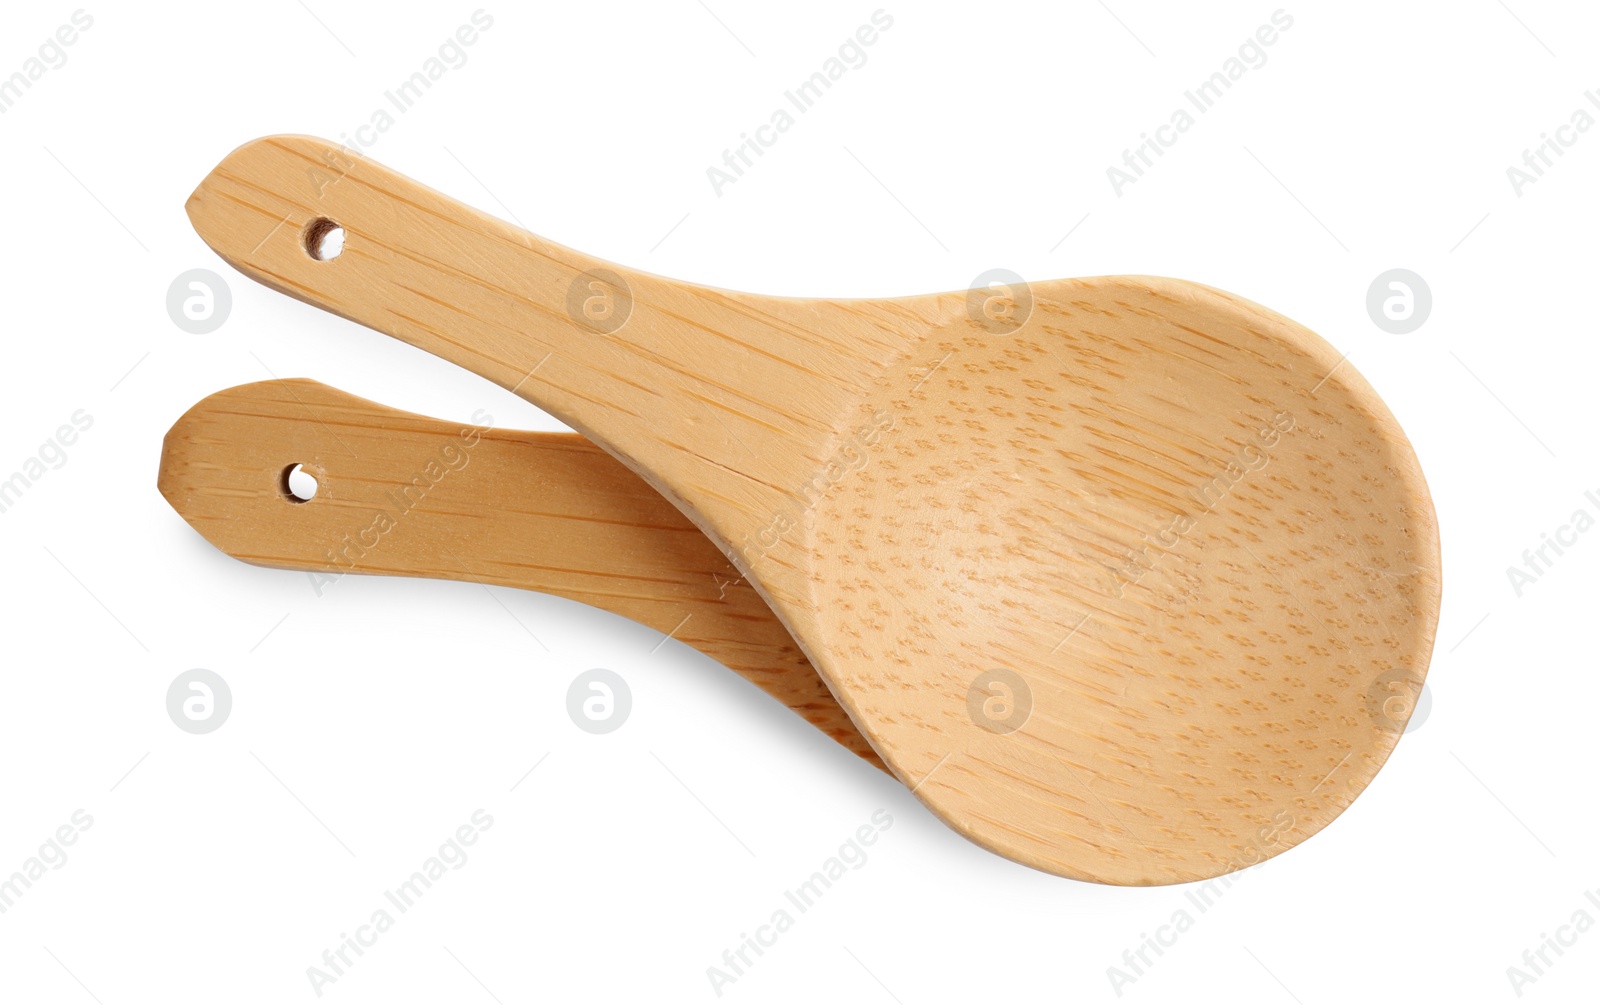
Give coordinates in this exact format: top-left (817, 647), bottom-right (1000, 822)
top-left (186, 136), bottom-right (1440, 884)
top-left (158, 378), bottom-right (884, 770)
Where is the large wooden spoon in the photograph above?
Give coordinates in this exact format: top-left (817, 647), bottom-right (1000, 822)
top-left (158, 378), bottom-right (883, 769)
top-left (187, 136), bottom-right (1441, 884)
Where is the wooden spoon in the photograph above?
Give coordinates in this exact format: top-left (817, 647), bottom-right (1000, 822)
top-left (158, 378), bottom-right (883, 770)
top-left (186, 136), bottom-right (1441, 884)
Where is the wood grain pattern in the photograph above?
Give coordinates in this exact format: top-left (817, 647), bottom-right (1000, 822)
top-left (157, 378), bottom-right (884, 769)
top-left (185, 135), bottom-right (1442, 884)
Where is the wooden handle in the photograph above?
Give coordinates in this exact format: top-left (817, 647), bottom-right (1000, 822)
top-left (157, 378), bottom-right (884, 770)
top-left (184, 136), bottom-right (915, 566)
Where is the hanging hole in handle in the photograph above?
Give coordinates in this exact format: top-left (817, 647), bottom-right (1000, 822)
top-left (280, 463), bottom-right (319, 503)
top-left (303, 218), bottom-right (345, 261)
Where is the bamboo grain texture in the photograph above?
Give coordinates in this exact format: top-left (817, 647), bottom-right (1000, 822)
top-left (158, 379), bottom-right (884, 769)
top-left (185, 135), bottom-right (1442, 884)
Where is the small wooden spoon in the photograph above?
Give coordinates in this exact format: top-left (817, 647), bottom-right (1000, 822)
top-left (158, 378), bottom-right (883, 769)
top-left (187, 136), bottom-right (1441, 884)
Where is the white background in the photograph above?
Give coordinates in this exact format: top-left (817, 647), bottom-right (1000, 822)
top-left (1, 1), bottom-right (1596, 1002)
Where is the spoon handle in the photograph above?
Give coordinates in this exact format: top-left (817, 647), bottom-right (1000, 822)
top-left (186, 137), bottom-right (901, 554)
top-left (158, 378), bottom-right (884, 770)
